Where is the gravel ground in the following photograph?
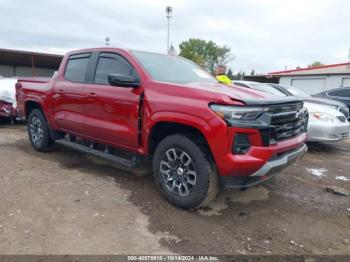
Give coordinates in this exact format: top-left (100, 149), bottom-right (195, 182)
top-left (0, 123), bottom-right (349, 255)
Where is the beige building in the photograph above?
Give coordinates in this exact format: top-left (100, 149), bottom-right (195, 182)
top-left (268, 62), bottom-right (350, 94)
top-left (0, 48), bottom-right (63, 78)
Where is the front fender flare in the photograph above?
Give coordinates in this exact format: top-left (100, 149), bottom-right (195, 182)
top-left (144, 111), bottom-right (229, 159)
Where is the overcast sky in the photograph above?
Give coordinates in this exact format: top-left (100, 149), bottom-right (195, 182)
top-left (0, 0), bottom-right (349, 73)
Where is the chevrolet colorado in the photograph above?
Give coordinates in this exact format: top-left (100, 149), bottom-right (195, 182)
top-left (17, 48), bottom-right (308, 209)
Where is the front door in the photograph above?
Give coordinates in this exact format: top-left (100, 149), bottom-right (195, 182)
top-left (84, 52), bottom-right (142, 149)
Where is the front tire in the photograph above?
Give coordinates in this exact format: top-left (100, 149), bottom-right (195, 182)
top-left (27, 109), bottom-right (54, 152)
top-left (153, 134), bottom-right (219, 210)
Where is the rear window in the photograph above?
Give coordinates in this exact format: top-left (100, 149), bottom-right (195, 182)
top-left (327, 88), bottom-right (350, 97)
top-left (250, 83), bottom-right (287, 97)
top-left (64, 53), bottom-right (91, 82)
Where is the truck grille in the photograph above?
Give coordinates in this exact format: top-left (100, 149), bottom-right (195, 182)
top-left (268, 102), bottom-right (304, 114)
top-left (268, 102), bottom-right (308, 143)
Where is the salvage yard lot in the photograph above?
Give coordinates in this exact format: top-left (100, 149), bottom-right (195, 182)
top-left (0, 123), bottom-right (349, 255)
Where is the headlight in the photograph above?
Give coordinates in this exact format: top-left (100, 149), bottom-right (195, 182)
top-left (210, 104), bottom-right (267, 121)
top-left (309, 112), bottom-right (339, 123)
top-left (341, 106), bottom-right (349, 115)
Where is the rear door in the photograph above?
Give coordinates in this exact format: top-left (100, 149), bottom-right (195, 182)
top-left (84, 52), bottom-right (142, 149)
top-left (52, 53), bottom-right (91, 134)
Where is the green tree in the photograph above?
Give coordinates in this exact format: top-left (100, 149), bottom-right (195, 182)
top-left (308, 61), bottom-right (323, 68)
top-left (227, 68), bottom-right (234, 79)
top-left (179, 38), bottom-right (234, 74)
top-left (234, 72), bottom-right (242, 80)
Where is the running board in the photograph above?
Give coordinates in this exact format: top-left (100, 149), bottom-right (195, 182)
top-left (55, 139), bottom-right (139, 168)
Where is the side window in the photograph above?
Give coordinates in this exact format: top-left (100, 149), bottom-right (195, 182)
top-left (328, 89), bottom-right (350, 97)
top-left (64, 53), bottom-right (91, 83)
top-left (94, 53), bottom-right (135, 85)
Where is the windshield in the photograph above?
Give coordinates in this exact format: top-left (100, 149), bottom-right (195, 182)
top-left (131, 51), bottom-right (217, 84)
top-left (250, 83), bottom-right (287, 97)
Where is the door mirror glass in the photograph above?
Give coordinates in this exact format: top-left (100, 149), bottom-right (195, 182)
top-left (108, 74), bottom-right (140, 88)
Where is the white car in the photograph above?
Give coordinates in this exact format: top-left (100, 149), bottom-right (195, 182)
top-left (0, 77), bottom-right (18, 120)
top-left (304, 101), bottom-right (349, 142)
top-left (234, 81), bottom-right (350, 143)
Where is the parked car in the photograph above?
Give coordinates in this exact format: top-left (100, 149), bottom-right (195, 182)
top-left (17, 48), bottom-right (308, 209)
top-left (313, 87), bottom-right (350, 117)
top-left (268, 83), bottom-right (349, 120)
top-left (0, 78), bottom-right (19, 121)
top-left (233, 81), bottom-right (349, 143)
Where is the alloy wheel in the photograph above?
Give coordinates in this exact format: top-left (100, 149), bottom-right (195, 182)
top-left (160, 148), bottom-right (197, 197)
top-left (29, 116), bottom-right (44, 147)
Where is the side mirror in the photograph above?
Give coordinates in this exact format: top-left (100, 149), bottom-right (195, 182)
top-left (108, 74), bottom-right (140, 88)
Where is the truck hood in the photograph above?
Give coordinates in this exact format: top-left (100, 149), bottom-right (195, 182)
top-left (186, 82), bottom-right (301, 105)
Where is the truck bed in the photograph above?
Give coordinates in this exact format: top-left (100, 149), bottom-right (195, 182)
top-left (16, 77), bottom-right (53, 119)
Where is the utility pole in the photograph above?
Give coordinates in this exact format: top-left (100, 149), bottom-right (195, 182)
top-left (166, 6), bottom-right (173, 54)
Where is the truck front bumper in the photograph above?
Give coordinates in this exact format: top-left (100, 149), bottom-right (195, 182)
top-left (220, 143), bottom-right (307, 188)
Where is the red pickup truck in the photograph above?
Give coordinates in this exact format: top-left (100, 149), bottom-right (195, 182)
top-left (17, 48), bottom-right (308, 209)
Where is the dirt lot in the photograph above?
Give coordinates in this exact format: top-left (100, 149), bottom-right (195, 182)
top-left (0, 123), bottom-right (349, 255)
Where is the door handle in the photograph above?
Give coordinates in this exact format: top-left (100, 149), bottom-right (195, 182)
top-left (57, 89), bottom-right (64, 95)
top-left (87, 92), bottom-right (97, 98)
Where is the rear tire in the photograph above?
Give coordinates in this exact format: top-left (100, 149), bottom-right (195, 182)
top-left (27, 109), bottom-right (54, 152)
top-left (153, 134), bottom-right (219, 210)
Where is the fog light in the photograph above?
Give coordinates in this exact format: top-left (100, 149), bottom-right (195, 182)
top-left (232, 134), bottom-right (251, 155)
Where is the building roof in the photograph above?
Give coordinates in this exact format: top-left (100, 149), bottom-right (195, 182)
top-left (269, 62), bottom-right (350, 76)
top-left (0, 48), bottom-right (63, 69)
